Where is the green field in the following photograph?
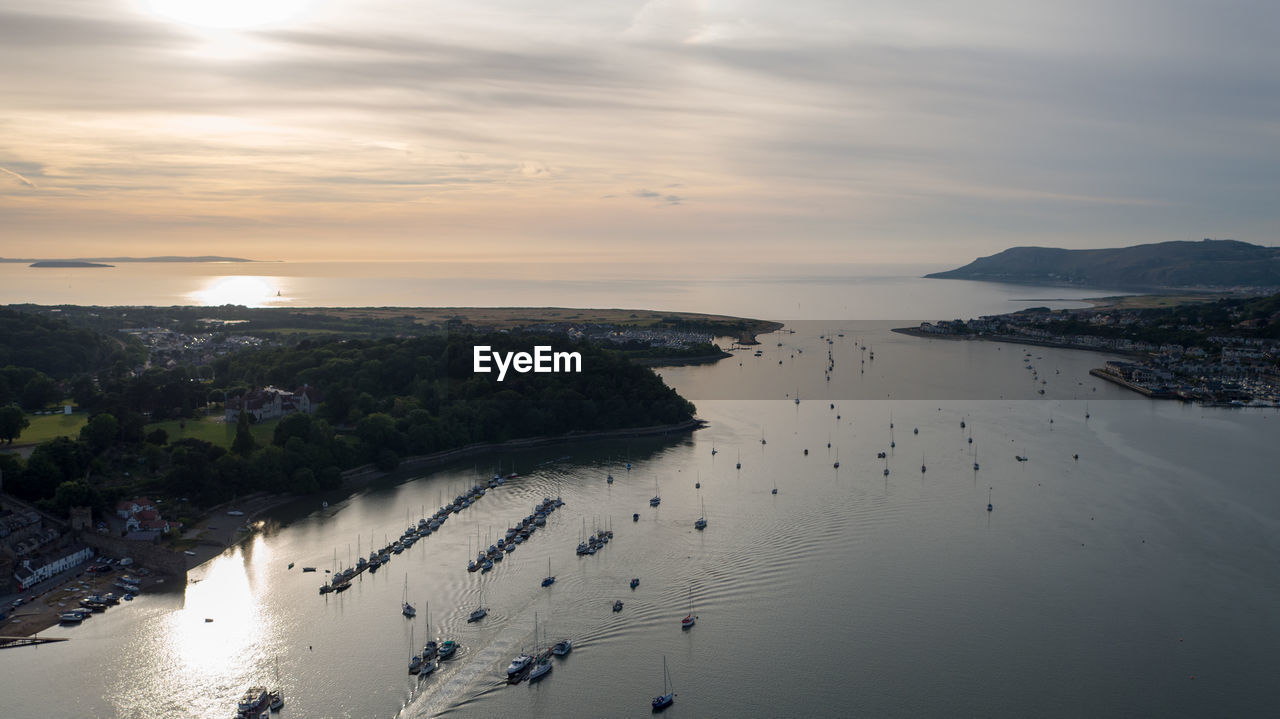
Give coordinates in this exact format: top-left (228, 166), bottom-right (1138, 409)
top-left (14, 411), bottom-right (88, 445)
top-left (145, 415), bottom-right (278, 449)
top-left (12, 412), bottom-right (278, 449)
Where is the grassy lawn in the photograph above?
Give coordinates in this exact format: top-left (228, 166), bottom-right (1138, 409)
top-left (15, 412), bottom-right (88, 445)
top-left (146, 415), bottom-right (278, 449)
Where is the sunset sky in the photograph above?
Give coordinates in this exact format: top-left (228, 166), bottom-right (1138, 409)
top-left (1, 0), bottom-right (1277, 263)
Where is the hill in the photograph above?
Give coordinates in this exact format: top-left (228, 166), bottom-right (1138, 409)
top-left (925, 239), bottom-right (1280, 290)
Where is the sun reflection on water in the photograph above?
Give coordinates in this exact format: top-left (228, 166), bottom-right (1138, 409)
top-left (190, 276), bottom-right (288, 307)
top-left (107, 538), bottom-right (277, 717)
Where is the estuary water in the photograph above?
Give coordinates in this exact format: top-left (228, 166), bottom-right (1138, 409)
top-left (2, 268), bottom-right (1277, 718)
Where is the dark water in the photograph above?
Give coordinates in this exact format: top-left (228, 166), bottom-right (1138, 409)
top-left (3, 322), bottom-right (1278, 718)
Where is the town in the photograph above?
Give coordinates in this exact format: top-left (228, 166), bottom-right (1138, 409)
top-left (904, 295), bottom-right (1280, 406)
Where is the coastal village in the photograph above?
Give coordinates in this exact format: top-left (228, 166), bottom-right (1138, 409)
top-left (909, 301), bottom-right (1280, 405)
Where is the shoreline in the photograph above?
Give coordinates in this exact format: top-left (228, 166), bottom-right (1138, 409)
top-left (3, 417), bottom-right (705, 640)
top-left (890, 326), bottom-right (1147, 358)
top-left (188, 417), bottom-right (707, 566)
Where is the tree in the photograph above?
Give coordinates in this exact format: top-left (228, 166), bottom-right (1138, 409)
top-left (50, 480), bottom-right (101, 515)
top-left (80, 413), bottom-right (119, 454)
top-left (231, 411), bottom-right (257, 456)
top-left (20, 375), bottom-right (59, 411)
top-left (0, 404), bottom-right (29, 443)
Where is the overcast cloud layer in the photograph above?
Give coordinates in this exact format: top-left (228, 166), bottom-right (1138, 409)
top-left (1, 0), bottom-right (1276, 262)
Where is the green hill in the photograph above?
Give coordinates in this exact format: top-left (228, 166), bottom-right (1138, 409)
top-left (925, 239), bottom-right (1280, 290)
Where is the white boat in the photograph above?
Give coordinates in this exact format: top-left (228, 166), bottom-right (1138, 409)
top-left (507, 652), bottom-right (533, 676)
top-left (552, 639), bottom-right (573, 655)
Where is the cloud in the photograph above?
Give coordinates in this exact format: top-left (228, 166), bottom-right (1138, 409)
top-left (0, 166), bottom-right (37, 188)
top-left (1, 1), bottom-right (1277, 260)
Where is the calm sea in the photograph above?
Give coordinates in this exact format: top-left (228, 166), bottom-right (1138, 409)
top-left (2, 266), bottom-right (1276, 718)
top-left (0, 260), bottom-right (1114, 319)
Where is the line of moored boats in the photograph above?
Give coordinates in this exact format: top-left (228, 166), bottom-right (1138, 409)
top-left (320, 474), bottom-right (518, 595)
top-left (468, 495), bottom-right (564, 574)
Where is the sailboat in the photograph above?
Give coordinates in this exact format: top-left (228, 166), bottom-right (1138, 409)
top-left (408, 624), bottom-right (422, 674)
top-left (650, 477), bottom-right (661, 507)
top-left (269, 657), bottom-right (284, 710)
top-left (402, 575), bottom-right (416, 617)
top-left (987, 486), bottom-right (994, 512)
top-left (420, 601), bottom-right (439, 669)
top-left (833, 448), bottom-right (839, 469)
top-left (736, 450), bottom-right (741, 470)
top-left (652, 656), bottom-right (675, 710)
top-left (680, 587), bottom-right (697, 629)
top-left (694, 497), bottom-right (707, 530)
top-left (542, 557), bottom-right (555, 587)
top-left (528, 615), bottom-right (552, 681)
top-left (921, 451), bottom-right (926, 474)
top-left (467, 584), bottom-right (487, 622)
top-left (973, 446), bottom-right (980, 472)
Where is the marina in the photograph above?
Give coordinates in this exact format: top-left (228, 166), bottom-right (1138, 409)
top-left (2, 321), bottom-right (1278, 717)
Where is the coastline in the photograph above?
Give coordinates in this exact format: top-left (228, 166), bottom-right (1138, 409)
top-left (890, 326), bottom-right (1147, 358)
top-left (3, 417), bottom-right (705, 640)
top-left (186, 417), bottom-right (707, 565)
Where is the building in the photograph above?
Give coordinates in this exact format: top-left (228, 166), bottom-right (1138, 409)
top-left (225, 385), bottom-right (322, 423)
top-left (13, 545), bottom-right (94, 590)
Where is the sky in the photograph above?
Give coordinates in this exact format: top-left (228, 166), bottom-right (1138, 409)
top-left (1, 0), bottom-right (1277, 263)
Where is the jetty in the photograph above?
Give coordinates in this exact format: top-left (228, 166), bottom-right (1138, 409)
top-left (0, 635), bottom-right (70, 650)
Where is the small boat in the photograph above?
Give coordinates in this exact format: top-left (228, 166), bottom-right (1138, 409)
top-left (694, 497), bottom-right (707, 530)
top-left (529, 655), bottom-right (552, 681)
top-left (542, 558), bottom-right (555, 587)
top-left (409, 624), bottom-right (422, 674)
top-left (236, 686), bottom-right (271, 718)
top-left (552, 638), bottom-right (573, 655)
top-left (613, 600), bottom-right (624, 612)
top-left (631, 578), bottom-right (640, 589)
top-left (438, 639), bottom-right (458, 659)
top-left (287, 562), bottom-right (294, 570)
top-left (633, 513), bottom-right (639, 521)
top-left (607, 474), bottom-right (614, 484)
top-left (987, 487), bottom-right (994, 512)
top-left (680, 587), bottom-right (696, 629)
top-left (652, 656), bottom-right (675, 711)
top-left (506, 652), bottom-right (534, 676)
top-left (59, 612), bottom-right (84, 624)
top-left (301, 567), bottom-right (316, 573)
top-left (402, 575), bottom-right (416, 617)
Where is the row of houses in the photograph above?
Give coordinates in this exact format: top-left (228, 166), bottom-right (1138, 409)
top-left (13, 546), bottom-right (95, 591)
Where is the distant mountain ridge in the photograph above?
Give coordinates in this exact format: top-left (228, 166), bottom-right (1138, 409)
top-left (925, 239), bottom-right (1280, 290)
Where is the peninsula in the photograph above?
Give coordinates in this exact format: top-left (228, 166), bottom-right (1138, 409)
top-left (925, 239), bottom-right (1280, 291)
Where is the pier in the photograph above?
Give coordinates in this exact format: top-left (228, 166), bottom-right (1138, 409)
top-left (0, 635), bottom-right (69, 650)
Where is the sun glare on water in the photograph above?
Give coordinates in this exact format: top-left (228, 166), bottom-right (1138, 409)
top-left (146, 0), bottom-right (312, 29)
top-left (193, 276), bottom-right (283, 307)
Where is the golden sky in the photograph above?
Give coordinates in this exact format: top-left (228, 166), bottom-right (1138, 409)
top-left (1, 1), bottom-right (1276, 262)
